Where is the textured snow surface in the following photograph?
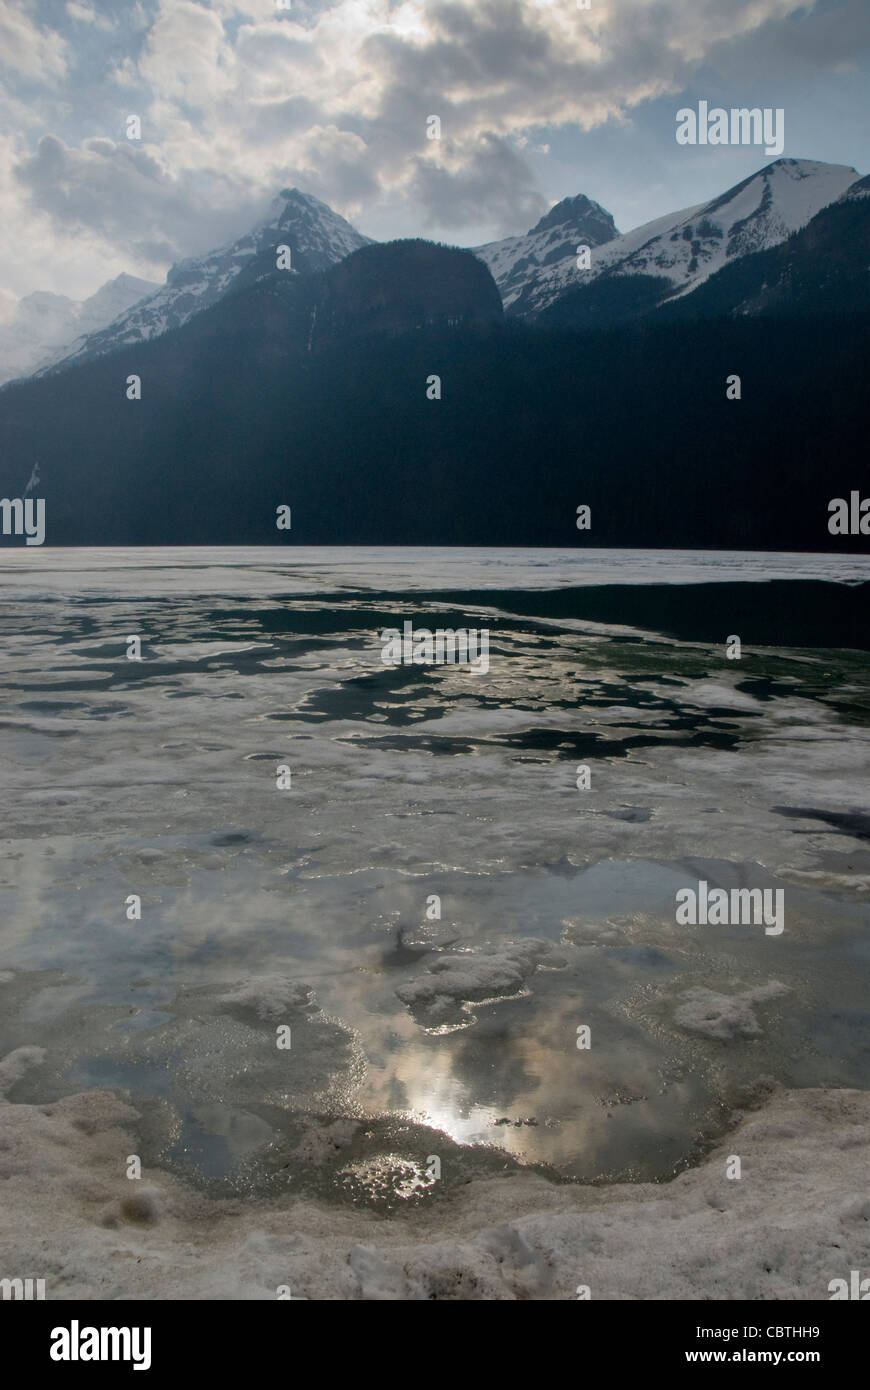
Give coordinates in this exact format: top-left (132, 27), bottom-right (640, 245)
top-left (1, 1077), bottom-right (867, 1299)
top-left (674, 982), bottom-right (789, 1040)
top-left (1, 548), bottom-right (867, 1298)
top-left (396, 939), bottom-right (568, 1029)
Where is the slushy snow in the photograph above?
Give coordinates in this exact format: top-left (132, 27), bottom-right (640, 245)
top-left (0, 1066), bottom-right (866, 1299)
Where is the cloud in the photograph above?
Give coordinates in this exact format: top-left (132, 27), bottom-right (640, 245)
top-left (409, 133), bottom-right (547, 233)
top-left (12, 134), bottom-right (267, 271)
top-left (291, 125), bottom-right (382, 205)
top-left (139, 1), bottom-right (235, 109)
top-left (2, 0), bottom-right (864, 296)
top-left (66, 2), bottom-right (116, 30)
top-left (0, 3), bottom-right (68, 80)
top-left (703, 0), bottom-right (870, 78)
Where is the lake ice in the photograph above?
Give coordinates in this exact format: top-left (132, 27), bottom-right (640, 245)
top-left (1, 547), bottom-right (868, 1296)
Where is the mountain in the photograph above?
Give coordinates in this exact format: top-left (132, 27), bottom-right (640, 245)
top-left (474, 194), bottom-right (618, 315)
top-left (0, 238), bottom-right (510, 540)
top-left (1, 162), bottom-right (868, 551)
top-left (37, 188), bottom-right (372, 377)
top-left (648, 173), bottom-right (870, 323)
top-left (841, 173), bottom-right (870, 201)
top-left (0, 221), bottom-right (865, 551)
top-left (0, 274), bottom-right (158, 385)
top-left (74, 274), bottom-right (163, 337)
top-left (13, 163), bottom-right (860, 384)
top-left (494, 159), bottom-right (857, 322)
top-left (311, 239), bottom-right (502, 350)
top-left (543, 162), bottom-right (870, 329)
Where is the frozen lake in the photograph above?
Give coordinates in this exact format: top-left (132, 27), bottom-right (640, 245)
top-left (1, 547), bottom-right (869, 1209)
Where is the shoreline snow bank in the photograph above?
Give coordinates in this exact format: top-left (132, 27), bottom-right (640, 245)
top-left (1, 1069), bottom-right (867, 1300)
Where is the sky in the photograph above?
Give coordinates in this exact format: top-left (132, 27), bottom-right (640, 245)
top-left (1, 0), bottom-right (868, 307)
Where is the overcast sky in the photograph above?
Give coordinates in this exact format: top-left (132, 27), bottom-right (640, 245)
top-left (1, 0), bottom-right (868, 307)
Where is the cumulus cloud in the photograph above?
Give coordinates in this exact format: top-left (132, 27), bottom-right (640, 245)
top-left (139, 1), bottom-right (235, 109)
top-left (0, 0), bottom-right (865, 296)
top-left (12, 134), bottom-right (268, 271)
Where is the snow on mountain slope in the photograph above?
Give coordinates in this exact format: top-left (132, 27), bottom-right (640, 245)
top-left (0, 275), bottom-right (158, 385)
top-left (839, 173), bottom-right (870, 203)
top-left (15, 161), bottom-right (862, 384)
top-left (491, 159), bottom-right (859, 318)
top-left (39, 189), bottom-right (372, 376)
top-left (475, 194), bottom-right (618, 314)
top-left (74, 274), bottom-right (162, 339)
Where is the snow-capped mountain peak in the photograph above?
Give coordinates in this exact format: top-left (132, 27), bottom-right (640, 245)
top-left (75, 274), bottom-right (160, 336)
top-left (39, 189), bottom-right (372, 376)
top-left (634, 157), bottom-right (860, 298)
top-left (265, 187), bottom-right (372, 260)
top-left (495, 157), bottom-right (859, 319)
top-left (475, 193), bottom-right (619, 314)
top-left (15, 161), bottom-right (866, 382)
top-left (0, 273), bottom-right (159, 386)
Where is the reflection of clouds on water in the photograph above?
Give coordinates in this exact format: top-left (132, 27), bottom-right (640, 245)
top-left (0, 548), bottom-right (868, 1197)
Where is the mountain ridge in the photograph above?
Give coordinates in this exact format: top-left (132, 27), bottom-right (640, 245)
top-left (486, 158), bottom-right (859, 320)
top-left (35, 188), bottom-right (372, 377)
top-left (10, 156), bottom-right (867, 385)
top-left (0, 272), bottom-right (159, 385)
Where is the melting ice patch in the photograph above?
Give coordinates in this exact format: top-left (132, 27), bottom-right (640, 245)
top-left (395, 940), bottom-right (567, 1031)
